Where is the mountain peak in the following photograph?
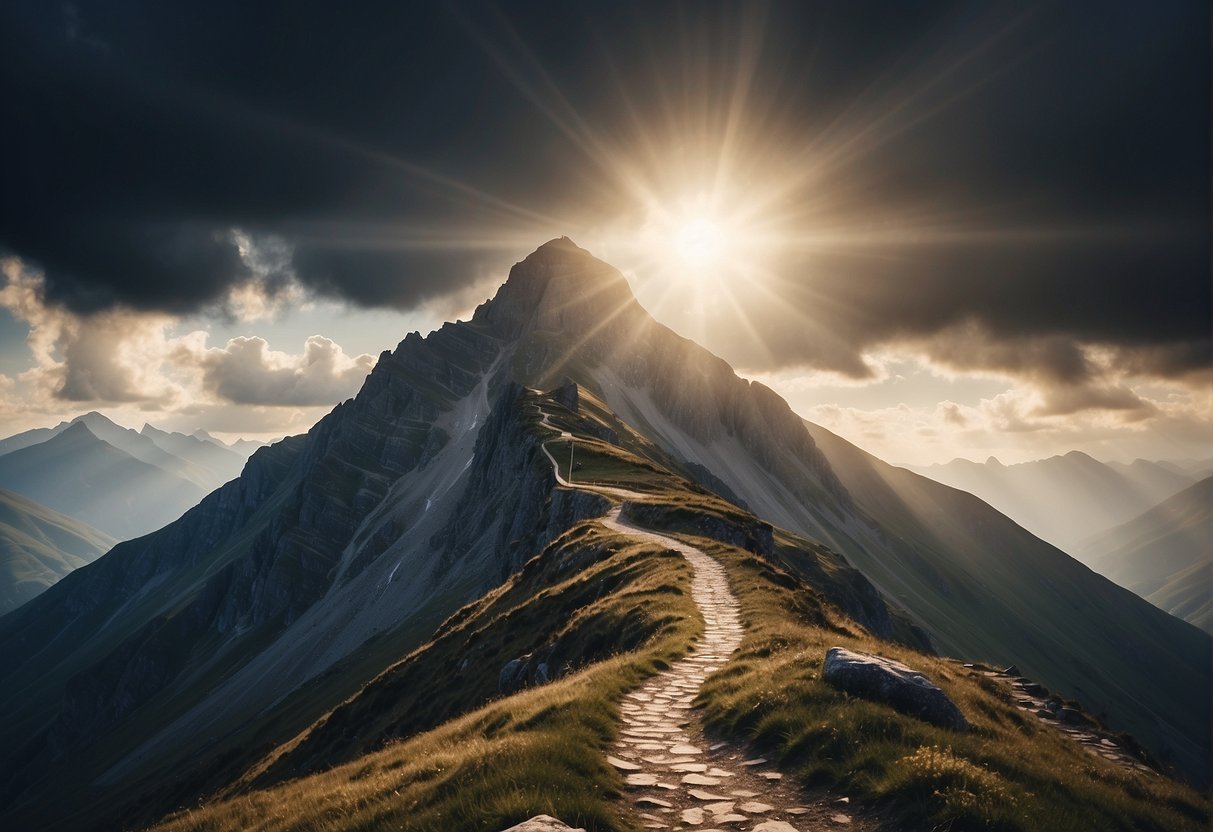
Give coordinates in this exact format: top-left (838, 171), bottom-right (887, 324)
top-left (73, 411), bottom-right (118, 427)
top-left (473, 237), bottom-right (641, 340)
top-left (533, 235), bottom-right (587, 255)
top-left (55, 420), bottom-right (100, 443)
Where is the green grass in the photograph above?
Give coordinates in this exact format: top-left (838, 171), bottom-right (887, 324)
top-left (686, 535), bottom-right (1211, 832)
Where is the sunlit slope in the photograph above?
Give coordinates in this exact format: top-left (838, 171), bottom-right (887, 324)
top-left (692, 532), bottom-right (1210, 832)
top-left (803, 422), bottom-right (1211, 783)
top-left (0, 489), bottom-right (115, 615)
top-left (481, 241), bottom-right (1211, 784)
top-left (913, 453), bottom-right (1195, 552)
top-left (1077, 477), bottom-right (1212, 632)
top-left (148, 431), bottom-right (1209, 832)
top-left (0, 422), bottom-right (207, 540)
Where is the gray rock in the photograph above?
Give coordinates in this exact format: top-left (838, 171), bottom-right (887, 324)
top-left (498, 656), bottom-right (529, 694)
top-left (822, 647), bottom-right (968, 730)
top-left (549, 379), bottom-right (580, 413)
top-left (499, 816), bottom-right (586, 832)
top-left (499, 652), bottom-right (557, 694)
top-left (1016, 680), bottom-right (1045, 697)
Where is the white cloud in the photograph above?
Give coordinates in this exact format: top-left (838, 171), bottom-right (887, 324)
top-left (1, 258), bottom-right (186, 405)
top-left (185, 334), bottom-right (374, 406)
top-left (0, 257), bottom-right (376, 436)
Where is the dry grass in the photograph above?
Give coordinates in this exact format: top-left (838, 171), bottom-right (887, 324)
top-left (153, 667), bottom-right (647, 832)
top-left (147, 390), bottom-right (1210, 832)
top-left (147, 522), bottom-right (700, 832)
top-left (690, 537), bottom-right (1211, 832)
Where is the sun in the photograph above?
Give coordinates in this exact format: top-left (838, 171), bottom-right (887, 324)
top-left (674, 217), bottom-right (727, 266)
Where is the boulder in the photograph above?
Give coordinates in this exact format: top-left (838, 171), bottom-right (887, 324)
top-left (498, 653), bottom-right (555, 694)
top-left (498, 656), bottom-right (530, 694)
top-left (822, 647), bottom-right (968, 730)
top-left (499, 816), bottom-right (585, 832)
top-left (1058, 707), bottom-right (1085, 724)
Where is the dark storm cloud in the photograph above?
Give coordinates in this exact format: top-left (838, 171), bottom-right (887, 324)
top-left (0, 1), bottom-right (516, 313)
top-left (730, 230), bottom-right (1210, 380)
top-left (0, 0), bottom-right (1207, 380)
top-left (290, 244), bottom-right (494, 310)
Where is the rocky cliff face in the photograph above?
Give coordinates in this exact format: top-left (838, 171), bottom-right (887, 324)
top-left (7, 319), bottom-right (504, 760)
top-left (0, 247), bottom-right (642, 826)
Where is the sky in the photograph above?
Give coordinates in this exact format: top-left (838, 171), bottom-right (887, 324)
top-left (0, 0), bottom-right (1208, 465)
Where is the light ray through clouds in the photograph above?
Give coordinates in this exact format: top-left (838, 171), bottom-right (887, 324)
top-left (1, 1), bottom-right (1204, 461)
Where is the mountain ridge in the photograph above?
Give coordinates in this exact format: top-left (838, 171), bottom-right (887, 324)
top-left (0, 489), bottom-right (115, 615)
top-left (0, 239), bottom-right (1208, 831)
top-left (913, 452), bottom-right (1197, 552)
top-left (0, 422), bottom-right (208, 541)
top-left (1077, 476), bottom-right (1212, 633)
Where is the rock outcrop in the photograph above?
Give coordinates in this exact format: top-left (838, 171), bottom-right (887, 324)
top-left (822, 647), bottom-right (968, 730)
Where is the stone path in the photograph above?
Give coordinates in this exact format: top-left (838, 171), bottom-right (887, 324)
top-left (534, 396), bottom-right (868, 830)
top-left (602, 513), bottom-right (859, 831)
top-left (965, 662), bottom-right (1157, 777)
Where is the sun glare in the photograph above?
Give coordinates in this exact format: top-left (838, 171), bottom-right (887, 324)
top-left (674, 217), bottom-right (726, 266)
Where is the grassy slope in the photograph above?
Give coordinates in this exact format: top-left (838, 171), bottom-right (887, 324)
top-left (244, 522), bottom-right (698, 788)
top-left (148, 520), bottom-right (700, 832)
top-left (689, 531), bottom-right (1210, 832)
top-left (1147, 560), bottom-right (1212, 633)
top-left (804, 422), bottom-right (1212, 784)
top-left (0, 489), bottom-right (115, 614)
top-left (144, 395), bottom-right (1209, 832)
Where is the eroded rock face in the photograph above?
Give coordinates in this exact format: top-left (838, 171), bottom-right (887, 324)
top-left (822, 647), bottom-right (968, 730)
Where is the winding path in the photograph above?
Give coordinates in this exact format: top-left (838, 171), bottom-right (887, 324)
top-left (534, 398), bottom-right (859, 831)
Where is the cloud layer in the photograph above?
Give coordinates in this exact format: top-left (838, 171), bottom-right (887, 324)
top-left (191, 335), bottom-right (374, 407)
top-left (0, 1), bottom-right (1206, 453)
top-left (0, 259), bottom-right (374, 429)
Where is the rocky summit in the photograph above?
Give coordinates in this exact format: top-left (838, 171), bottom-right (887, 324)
top-left (0, 239), bottom-right (1208, 832)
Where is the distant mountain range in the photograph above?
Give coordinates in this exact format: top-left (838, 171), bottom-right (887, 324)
top-left (0, 422), bottom-right (210, 542)
top-left (911, 452), bottom-right (1207, 553)
top-left (0, 489), bottom-right (115, 615)
top-left (0, 414), bottom-right (260, 558)
top-left (0, 239), bottom-right (1205, 831)
top-left (1076, 477), bottom-right (1212, 634)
